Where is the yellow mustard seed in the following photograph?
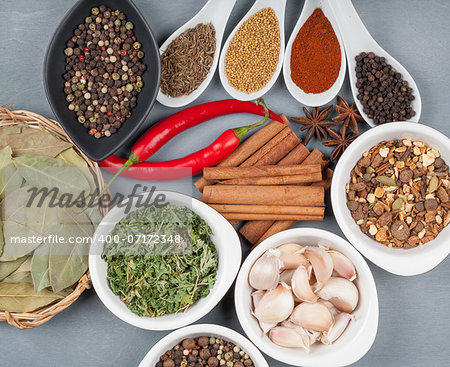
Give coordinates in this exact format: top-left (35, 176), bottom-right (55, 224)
top-left (224, 7), bottom-right (280, 94)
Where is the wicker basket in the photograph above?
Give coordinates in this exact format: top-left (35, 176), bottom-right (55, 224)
top-left (0, 105), bottom-right (107, 329)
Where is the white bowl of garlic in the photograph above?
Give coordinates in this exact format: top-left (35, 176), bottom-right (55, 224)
top-left (234, 228), bottom-right (379, 367)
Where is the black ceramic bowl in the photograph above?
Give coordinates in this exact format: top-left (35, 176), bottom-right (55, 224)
top-left (44, 0), bottom-right (160, 161)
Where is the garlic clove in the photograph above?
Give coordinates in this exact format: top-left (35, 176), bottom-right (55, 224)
top-left (318, 299), bottom-right (339, 316)
top-left (278, 243), bottom-right (308, 270)
top-left (304, 247), bottom-right (333, 290)
top-left (279, 269), bottom-right (296, 286)
top-left (249, 248), bottom-right (282, 290)
top-left (321, 312), bottom-right (354, 345)
top-left (290, 302), bottom-right (334, 332)
top-left (317, 277), bottom-right (359, 313)
top-left (251, 291), bottom-right (277, 335)
top-left (291, 265), bottom-right (318, 303)
top-left (305, 329), bottom-right (322, 345)
top-left (328, 251), bottom-right (357, 281)
top-left (251, 290), bottom-right (265, 307)
top-left (269, 326), bottom-right (310, 350)
top-left (253, 283), bottom-right (294, 324)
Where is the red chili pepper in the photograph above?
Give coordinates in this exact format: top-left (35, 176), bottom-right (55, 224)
top-left (130, 99), bottom-right (281, 164)
top-left (99, 99), bottom-right (281, 186)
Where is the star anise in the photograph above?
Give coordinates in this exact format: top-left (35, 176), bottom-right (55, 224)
top-left (292, 105), bottom-right (338, 145)
top-left (323, 125), bottom-right (357, 161)
top-left (332, 96), bottom-right (364, 134)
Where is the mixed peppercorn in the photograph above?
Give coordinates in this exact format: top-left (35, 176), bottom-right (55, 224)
top-left (63, 5), bottom-right (146, 138)
top-left (156, 337), bottom-right (254, 367)
top-left (347, 139), bottom-right (449, 248)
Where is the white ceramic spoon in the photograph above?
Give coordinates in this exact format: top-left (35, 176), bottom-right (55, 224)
top-left (329, 0), bottom-right (422, 126)
top-left (219, 0), bottom-right (287, 101)
top-left (157, 0), bottom-right (237, 108)
top-left (283, 0), bottom-right (346, 107)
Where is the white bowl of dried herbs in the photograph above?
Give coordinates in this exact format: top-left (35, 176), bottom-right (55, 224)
top-left (332, 122), bottom-right (450, 276)
top-left (89, 190), bottom-right (241, 330)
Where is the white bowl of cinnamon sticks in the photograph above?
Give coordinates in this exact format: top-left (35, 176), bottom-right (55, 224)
top-left (234, 228), bottom-right (379, 367)
top-left (195, 114), bottom-right (333, 247)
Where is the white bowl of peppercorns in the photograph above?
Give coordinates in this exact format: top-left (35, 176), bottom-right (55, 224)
top-left (332, 122), bottom-right (450, 276)
top-left (138, 324), bottom-right (268, 367)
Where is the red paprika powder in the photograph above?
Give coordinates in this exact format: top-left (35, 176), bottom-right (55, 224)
top-left (290, 8), bottom-right (341, 94)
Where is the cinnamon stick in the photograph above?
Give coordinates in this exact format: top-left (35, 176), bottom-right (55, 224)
top-left (239, 147), bottom-right (328, 245)
top-left (204, 164), bottom-right (321, 180)
top-left (301, 149), bottom-right (329, 170)
top-left (201, 185), bottom-right (324, 206)
top-left (238, 127), bottom-right (292, 167)
top-left (221, 173), bottom-right (322, 186)
top-left (238, 143), bottom-right (311, 243)
top-left (222, 213), bottom-right (324, 221)
top-left (195, 117), bottom-right (287, 192)
top-left (209, 204), bottom-right (325, 216)
top-left (312, 168), bottom-right (334, 190)
top-left (248, 132), bottom-right (301, 167)
top-left (253, 220), bottom-right (297, 248)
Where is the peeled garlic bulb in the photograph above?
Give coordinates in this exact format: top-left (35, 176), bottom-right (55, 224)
top-left (278, 243), bottom-right (308, 270)
top-left (321, 312), bottom-right (353, 345)
top-left (317, 277), bottom-right (359, 313)
top-left (291, 265), bottom-right (318, 303)
top-left (252, 290), bottom-right (277, 335)
top-left (253, 283), bottom-right (294, 324)
top-left (304, 247), bottom-right (333, 290)
top-left (249, 248), bottom-right (282, 290)
top-left (328, 251), bottom-right (357, 281)
top-left (279, 269), bottom-right (296, 286)
top-left (290, 302), bottom-right (334, 332)
top-left (269, 326), bottom-right (310, 350)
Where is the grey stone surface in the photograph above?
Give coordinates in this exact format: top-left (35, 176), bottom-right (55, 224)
top-left (0, 0), bottom-right (449, 366)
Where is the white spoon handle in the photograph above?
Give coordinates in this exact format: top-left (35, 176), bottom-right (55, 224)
top-left (329, 0), bottom-right (376, 52)
top-left (201, 0), bottom-right (237, 32)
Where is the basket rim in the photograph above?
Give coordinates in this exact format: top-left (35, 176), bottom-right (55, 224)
top-left (0, 106), bottom-right (107, 329)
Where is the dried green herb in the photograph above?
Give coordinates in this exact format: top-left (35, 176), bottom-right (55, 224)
top-left (102, 205), bottom-right (218, 317)
top-left (0, 126), bottom-right (72, 157)
top-left (0, 282), bottom-right (63, 312)
top-left (160, 23), bottom-right (216, 97)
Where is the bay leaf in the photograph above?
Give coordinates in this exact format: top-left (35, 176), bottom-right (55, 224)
top-left (0, 126), bottom-right (22, 135)
top-left (0, 146), bottom-right (23, 200)
top-left (2, 257), bottom-right (33, 284)
top-left (0, 126), bottom-right (72, 157)
top-left (49, 207), bottom-right (93, 292)
top-left (2, 271), bottom-right (33, 284)
top-left (57, 148), bottom-right (98, 193)
top-left (57, 148), bottom-right (88, 167)
top-left (0, 256), bottom-right (27, 281)
top-left (0, 187), bottom-right (59, 261)
top-left (31, 242), bottom-right (51, 292)
top-left (13, 155), bottom-right (91, 198)
top-left (0, 282), bottom-right (63, 312)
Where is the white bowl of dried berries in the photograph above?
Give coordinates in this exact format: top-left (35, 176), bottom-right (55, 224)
top-left (332, 122), bottom-right (450, 276)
